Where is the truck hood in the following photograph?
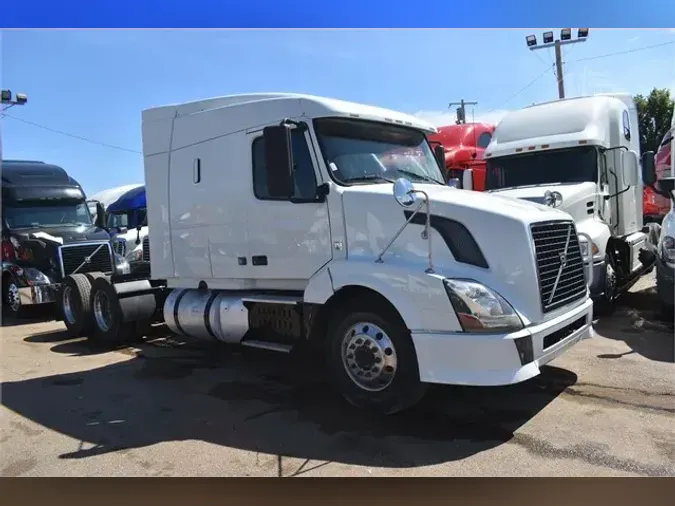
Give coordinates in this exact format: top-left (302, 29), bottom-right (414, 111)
top-left (6, 225), bottom-right (111, 278)
top-left (9, 224), bottom-right (111, 245)
top-left (341, 183), bottom-right (581, 323)
top-left (487, 182), bottom-right (598, 223)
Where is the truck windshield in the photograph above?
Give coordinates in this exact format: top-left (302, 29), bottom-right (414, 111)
top-left (4, 201), bottom-right (93, 229)
top-left (313, 117), bottom-right (445, 185)
top-left (485, 146), bottom-right (598, 190)
top-left (107, 209), bottom-right (147, 229)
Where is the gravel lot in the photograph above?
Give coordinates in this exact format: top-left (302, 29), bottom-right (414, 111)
top-left (1, 273), bottom-right (673, 477)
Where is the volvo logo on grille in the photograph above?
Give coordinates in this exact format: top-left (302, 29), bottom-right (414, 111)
top-left (547, 225), bottom-right (573, 306)
top-left (558, 252), bottom-right (567, 268)
top-left (84, 256), bottom-right (92, 264)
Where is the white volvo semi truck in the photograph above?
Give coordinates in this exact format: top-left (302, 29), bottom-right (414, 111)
top-left (462, 94), bottom-right (659, 314)
top-left (57, 93), bottom-right (595, 415)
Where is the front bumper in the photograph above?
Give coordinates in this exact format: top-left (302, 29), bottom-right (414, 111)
top-left (18, 283), bottom-right (60, 306)
top-left (411, 297), bottom-right (594, 386)
top-left (656, 255), bottom-right (674, 307)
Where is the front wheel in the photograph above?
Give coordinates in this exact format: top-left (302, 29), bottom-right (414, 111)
top-left (325, 300), bottom-right (426, 415)
top-left (2, 277), bottom-right (24, 319)
top-left (594, 255), bottom-right (617, 317)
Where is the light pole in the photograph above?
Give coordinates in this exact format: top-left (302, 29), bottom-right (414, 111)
top-left (525, 29), bottom-right (589, 99)
top-left (1, 89), bottom-right (28, 112)
top-left (448, 99), bottom-right (478, 125)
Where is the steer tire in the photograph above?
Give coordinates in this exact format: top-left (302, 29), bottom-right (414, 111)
top-left (594, 254), bottom-right (617, 318)
top-left (60, 274), bottom-right (97, 337)
top-left (325, 297), bottom-right (427, 415)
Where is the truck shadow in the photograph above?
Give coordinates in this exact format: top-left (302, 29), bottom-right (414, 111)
top-left (3, 328), bottom-right (577, 471)
top-left (594, 285), bottom-right (674, 364)
top-left (1, 307), bottom-right (57, 328)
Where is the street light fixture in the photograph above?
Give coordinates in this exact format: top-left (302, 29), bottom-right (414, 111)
top-left (524, 29), bottom-right (590, 99)
top-left (1, 89), bottom-right (28, 111)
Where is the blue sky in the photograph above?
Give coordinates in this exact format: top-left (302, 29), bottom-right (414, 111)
top-left (2, 29), bottom-right (675, 195)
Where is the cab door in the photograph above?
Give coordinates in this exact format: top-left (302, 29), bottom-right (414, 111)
top-left (245, 128), bottom-right (332, 290)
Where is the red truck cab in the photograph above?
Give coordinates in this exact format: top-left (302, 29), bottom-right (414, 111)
top-left (428, 123), bottom-right (495, 191)
top-left (644, 127), bottom-right (673, 223)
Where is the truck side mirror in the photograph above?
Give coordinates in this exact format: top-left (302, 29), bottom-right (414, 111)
top-left (95, 202), bottom-right (106, 229)
top-left (641, 151), bottom-right (656, 186)
top-left (621, 150), bottom-right (639, 187)
top-left (654, 176), bottom-right (675, 201)
top-left (263, 125), bottom-right (294, 199)
top-left (434, 144), bottom-right (446, 171)
top-left (462, 169), bottom-right (474, 191)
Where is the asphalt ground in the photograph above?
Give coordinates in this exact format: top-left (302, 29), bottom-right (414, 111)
top-left (1, 272), bottom-right (673, 477)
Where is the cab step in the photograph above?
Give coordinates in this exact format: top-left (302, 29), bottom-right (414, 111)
top-left (240, 339), bottom-right (294, 353)
top-left (241, 294), bottom-right (302, 305)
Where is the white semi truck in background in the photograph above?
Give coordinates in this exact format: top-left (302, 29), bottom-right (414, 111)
top-left (462, 93), bottom-right (659, 314)
top-left (89, 184), bottom-right (150, 274)
top-left (56, 93), bottom-right (595, 415)
top-left (654, 114), bottom-right (675, 314)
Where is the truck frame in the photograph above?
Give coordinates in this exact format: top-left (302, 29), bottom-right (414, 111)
top-left (56, 93), bottom-right (596, 415)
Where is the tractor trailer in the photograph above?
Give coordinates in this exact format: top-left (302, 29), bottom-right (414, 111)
top-left (462, 94), bottom-right (659, 314)
top-left (55, 93), bottom-right (596, 414)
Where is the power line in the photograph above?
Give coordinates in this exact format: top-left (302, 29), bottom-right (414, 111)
top-left (569, 40), bottom-right (675, 63)
top-left (1, 113), bottom-right (141, 154)
top-left (488, 39), bottom-right (675, 112)
top-left (488, 64), bottom-right (554, 112)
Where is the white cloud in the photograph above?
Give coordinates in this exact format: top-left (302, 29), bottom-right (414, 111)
top-left (413, 109), bottom-right (511, 127)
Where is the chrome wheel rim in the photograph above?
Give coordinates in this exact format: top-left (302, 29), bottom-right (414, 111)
top-left (62, 286), bottom-right (76, 325)
top-left (6, 283), bottom-right (20, 313)
top-left (93, 290), bottom-right (112, 332)
top-left (341, 322), bottom-right (398, 392)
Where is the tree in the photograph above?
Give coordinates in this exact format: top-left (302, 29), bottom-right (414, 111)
top-left (634, 88), bottom-right (674, 154)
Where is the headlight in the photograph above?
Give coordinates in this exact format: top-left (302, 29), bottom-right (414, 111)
top-left (443, 279), bottom-right (523, 333)
top-left (114, 252), bottom-right (131, 275)
top-left (579, 240), bottom-right (599, 259)
top-left (22, 267), bottom-right (51, 285)
top-left (126, 248), bottom-right (143, 262)
top-left (661, 236), bottom-right (675, 263)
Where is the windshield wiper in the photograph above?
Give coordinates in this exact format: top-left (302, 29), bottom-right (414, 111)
top-left (346, 174), bottom-right (396, 184)
top-left (61, 221), bottom-right (91, 227)
top-left (396, 169), bottom-right (444, 185)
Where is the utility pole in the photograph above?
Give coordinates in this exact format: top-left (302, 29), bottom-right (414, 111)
top-left (448, 99), bottom-right (478, 125)
top-left (525, 29), bottom-right (589, 99)
top-left (1, 89), bottom-right (28, 112)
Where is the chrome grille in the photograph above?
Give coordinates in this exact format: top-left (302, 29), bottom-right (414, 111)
top-left (59, 242), bottom-right (114, 277)
top-left (531, 221), bottom-right (587, 313)
top-left (142, 235), bottom-right (150, 262)
top-left (112, 238), bottom-right (127, 257)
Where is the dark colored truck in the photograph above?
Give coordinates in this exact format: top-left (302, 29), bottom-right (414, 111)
top-left (1, 160), bottom-right (128, 318)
